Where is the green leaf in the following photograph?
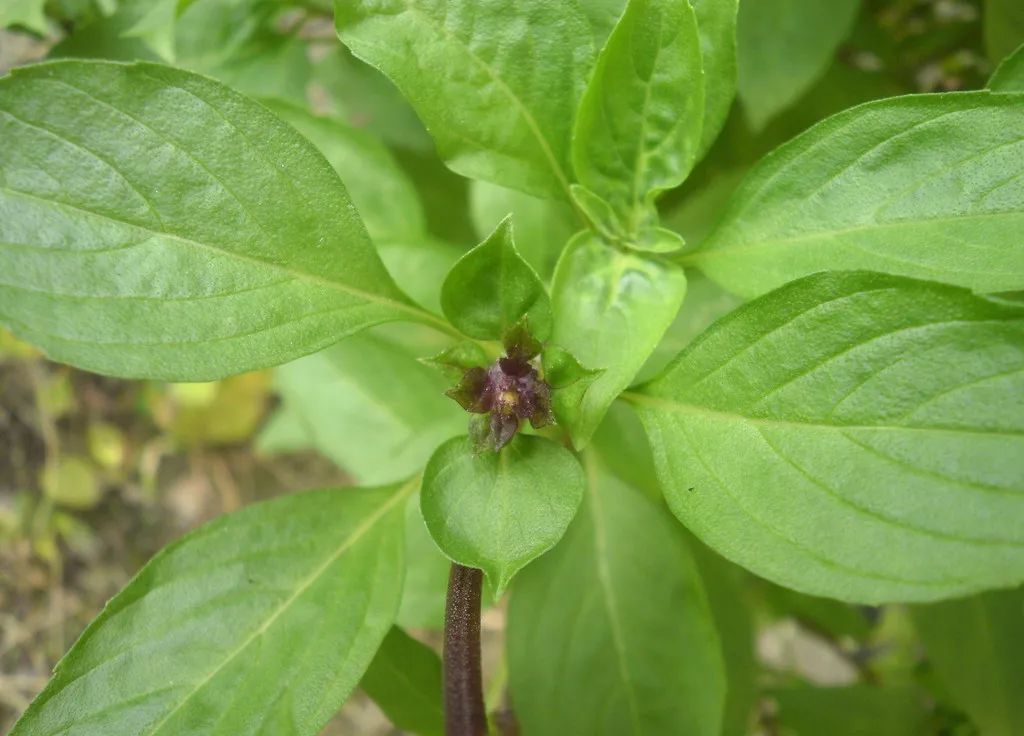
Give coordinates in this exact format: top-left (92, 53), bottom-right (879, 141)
top-left (0, 0), bottom-right (47, 34)
top-left (0, 60), bottom-right (431, 381)
top-left (379, 237), bottom-right (465, 315)
top-left (551, 233), bottom-right (687, 448)
top-left (686, 536), bottom-right (757, 736)
top-left (121, 0), bottom-right (183, 62)
top-left (736, 0), bottom-right (860, 130)
top-left (420, 434), bottom-right (585, 594)
top-left (260, 100), bottom-right (425, 243)
top-left (273, 331), bottom-right (464, 486)
top-left (989, 42), bottom-right (1024, 92)
top-left (689, 93), bottom-right (1024, 298)
top-left (11, 482), bottom-right (411, 736)
top-left (397, 495), bottom-right (451, 630)
top-left (912, 586), bottom-right (1024, 736)
top-left (768, 685), bottom-right (930, 736)
top-left (507, 458), bottom-right (725, 736)
top-left (361, 627), bottom-right (444, 736)
top-left (572, 0), bottom-right (705, 229)
top-left (578, 0), bottom-right (627, 44)
top-left (690, 0), bottom-right (739, 157)
top-left (631, 271), bottom-right (1024, 603)
top-left (335, 0), bottom-right (594, 199)
top-left (985, 0), bottom-right (1024, 64)
top-left (542, 344), bottom-right (602, 390)
top-left (441, 217), bottom-right (552, 341)
top-left (469, 180), bottom-right (577, 279)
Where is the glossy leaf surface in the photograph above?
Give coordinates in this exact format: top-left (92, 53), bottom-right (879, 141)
top-left (507, 460), bottom-right (725, 736)
top-left (633, 271), bottom-right (1024, 603)
top-left (335, 0), bottom-right (593, 199)
top-left (441, 218), bottom-right (551, 341)
top-left (0, 61), bottom-right (423, 380)
top-left (573, 0), bottom-right (704, 227)
top-left (12, 483), bottom-right (411, 736)
top-left (551, 234), bottom-right (686, 447)
top-left (421, 435), bottom-right (585, 593)
top-left (691, 93), bottom-right (1024, 297)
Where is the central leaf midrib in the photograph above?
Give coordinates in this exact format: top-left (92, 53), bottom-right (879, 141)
top-left (685, 209), bottom-right (1024, 264)
top-left (0, 186), bottom-right (425, 320)
top-left (625, 391), bottom-right (1024, 439)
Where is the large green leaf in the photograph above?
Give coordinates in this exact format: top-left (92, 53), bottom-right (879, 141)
top-left (507, 459), bottom-right (725, 736)
top-left (551, 233), bottom-right (687, 448)
top-left (272, 330), bottom-right (463, 486)
top-left (11, 482), bottom-right (411, 736)
top-left (0, 60), bottom-right (435, 381)
top-left (572, 0), bottom-right (705, 229)
top-left (421, 434), bottom-right (585, 594)
top-left (361, 627), bottom-right (444, 736)
top-left (631, 271), bottom-right (1024, 603)
top-left (335, 0), bottom-right (594, 200)
top-left (260, 100), bottom-right (425, 243)
top-left (736, 0), bottom-right (860, 130)
top-left (440, 217), bottom-right (551, 340)
top-left (690, 0), bottom-right (739, 157)
top-left (989, 42), bottom-right (1024, 92)
top-left (912, 586), bottom-right (1024, 736)
top-left (689, 93), bottom-right (1024, 298)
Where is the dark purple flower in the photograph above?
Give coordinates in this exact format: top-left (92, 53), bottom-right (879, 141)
top-left (445, 325), bottom-right (554, 451)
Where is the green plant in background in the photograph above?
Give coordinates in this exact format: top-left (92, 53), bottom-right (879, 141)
top-left (1, 0), bottom-right (1023, 734)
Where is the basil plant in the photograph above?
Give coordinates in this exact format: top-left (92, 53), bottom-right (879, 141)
top-left (2, 0), bottom-right (1023, 734)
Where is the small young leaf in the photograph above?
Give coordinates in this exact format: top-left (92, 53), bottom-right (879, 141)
top-left (420, 341), bottom-right (491, 381)
top-left (507, 459), bottom-right (726, 736)
top-left (542, 344), bottom-right (601, 390)
top-left (273, 331), bottom-right (464, 486)
top-left (632, 271), bottom-right (1024, 603)
top-left (912, 586), bottom-right (1024, 736)
top-left (551, 233), bottom-right (687, 448)
top-left (0, 60), bottom-right (428, 381)
top-left (361, 627), bottom-right (444, 736)
top-left (441, 217), bottom-right (552, 341)
top-left (470, 180), bottom-right (577, 279)
top-left (689, 92), bottom-right (1024, 297)
top-left (11, 483), bottom-right (411, 736)
top-left (736, 0), bottom-right (860, 130)
top-left (573, 0), bottom-right (705, 229)
top-left (420, 434), bottom-right (585, 595)
top-left (335, 0), bottom-right (594, 199)
top-left (988, 41), bottom-right (1024, 91)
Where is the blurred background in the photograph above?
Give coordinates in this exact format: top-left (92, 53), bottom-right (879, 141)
top-left (0, 0), bottom-right (1017, 733)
